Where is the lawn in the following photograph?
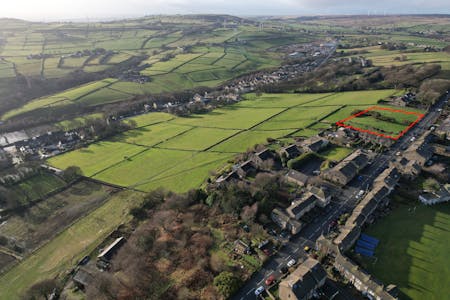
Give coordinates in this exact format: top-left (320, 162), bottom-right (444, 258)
top-left (318, 146), bottom-right (353, 162)
top-left (0, 190), bottom-right (143, 300)
top-left (361, 200), bottom-right (450, 300)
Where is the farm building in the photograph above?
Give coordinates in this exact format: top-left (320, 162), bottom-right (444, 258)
top-left (279, 258), bottom-right (327, 300)
top-left (97, 237), bottom-right (125, 262)
top-left (73, 267), bottom-right (96, 290)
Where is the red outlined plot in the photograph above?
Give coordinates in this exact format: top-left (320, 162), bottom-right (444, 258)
top-left (336, 106), bottom-right (425, 140)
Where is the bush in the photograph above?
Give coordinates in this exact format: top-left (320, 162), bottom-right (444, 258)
top-left (213, 271), bottom-right (241, 298)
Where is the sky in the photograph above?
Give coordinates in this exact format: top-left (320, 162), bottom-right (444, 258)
top-left (1, 0), bottom-right (449, 21)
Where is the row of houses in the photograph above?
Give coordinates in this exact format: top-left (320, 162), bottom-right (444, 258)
top-left (334, 253), bottom-right (398, 300)
top-left (435, 113), bottom-right (450, 140)
top-left (279, 258), bottom-right (328, 300)
top-left (271, 185), bottom-right (332, 235)
top-left (322, 149), bottom-right (371, 186)
top-left (394, 132), bottom-right (433, 180)
top-left (215, 149), bottom-right (276, 184)
top-left (333, 166), bottom-right (400, 252)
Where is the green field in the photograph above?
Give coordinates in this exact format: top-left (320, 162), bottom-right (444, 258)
top-left (0, 190), bottom-right (143, 300)
top-left (361, 200), bottom-right (450, 300)
top-left (343, 107), bottom-right (423, 136)
top-left (48, 90), bottom-right (400, 193)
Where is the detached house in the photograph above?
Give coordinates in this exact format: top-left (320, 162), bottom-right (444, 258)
top-left (301, 136), bottom-right (329, 153)
top-left (280, 144), bottom-right (302, 159)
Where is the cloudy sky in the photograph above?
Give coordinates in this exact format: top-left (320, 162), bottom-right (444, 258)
top-left (2, 0), bottom-right (449, 21)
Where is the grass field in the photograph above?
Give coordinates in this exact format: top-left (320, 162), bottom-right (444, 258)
top-left (48, 90), bottom-right (402, 193)
top-left (47, 141), bottom-right (146, 177)
top-left (341, 106), bottom-right (423, 136)
top-left (360, 200), bottom-right (450, 300)
top-left (4, 172), bottom-right (67, 207)
top-left (0, 181), bottom-right (113, 252)
top-left (0, 190), bottom-right (143, 300)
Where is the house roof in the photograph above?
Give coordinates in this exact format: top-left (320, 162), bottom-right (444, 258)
top-left (334, 225), bottom-right (361, 251)
top-left (282, 144), bottom-right (301, 157)
top-left (73, 268), bottom-right (95, 287)
top-left (272, 208), bottom-right (291, 223)
top-left (281, 258), bottom-right (326, 299)
top-left (334, 254), bottom-right (397, 300)
top-left (303, 137), bottom-right (329, 152)
top-left (288, 195), bottom-right (317, 217)
top-left (255, 148), bottom-right (273, 160)
top-left (286, 170), bottom-right (309, 186)
top-left (308, 185), bottom-right (332, 201)
top-left (338, 162), bottom-right (358, 179)
top-left (239, 160), bottom-right (255, 172)
top-left (98, 237), bottom-right (125, 259)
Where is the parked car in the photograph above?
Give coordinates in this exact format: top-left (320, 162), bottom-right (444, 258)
top-left (356, 190), bottom-right (364, 199)
top-left (279, 266), bottom-right (289, 274)
top-left (263, 248), bottom-right (272, 256)
top-left (304, 246), bottom-right (311, 252)
top-left (265, 275), bottom-right (276, 286)
top-left (255, 286), bottom-right (265, 296)
top-left (287, 259), bottom-right (297, 267)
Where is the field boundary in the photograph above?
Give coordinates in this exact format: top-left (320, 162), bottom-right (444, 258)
top-left (336, 106), bottom-right (425, 140)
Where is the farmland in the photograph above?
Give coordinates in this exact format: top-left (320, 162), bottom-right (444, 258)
top-left (0, 17), bottom-right (315, 121)
top-left (48, 90), bottom-right (399, 193)
top-left (0, 190), bottom-right (143, 300)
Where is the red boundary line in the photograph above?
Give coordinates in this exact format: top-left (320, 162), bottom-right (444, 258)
top-left (336, 106), bottom-right (425, 140)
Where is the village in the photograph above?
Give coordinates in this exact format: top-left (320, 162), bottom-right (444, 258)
top-left (57, 90), bottom-right (450, 300)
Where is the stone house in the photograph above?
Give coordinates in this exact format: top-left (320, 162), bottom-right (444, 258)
top-left (279, 258), bottom-right (327, 300)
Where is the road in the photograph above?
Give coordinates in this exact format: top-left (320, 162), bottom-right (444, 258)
top-left (232, 92), bottom-right (448, 300)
